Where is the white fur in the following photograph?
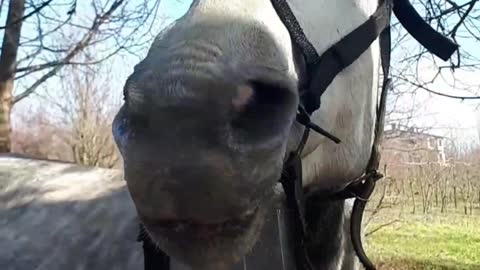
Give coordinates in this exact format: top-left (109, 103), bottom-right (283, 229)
top-left (287, 0), bottom-right (381, 190)
top-left (182, 0), bottom-right (381, 190)
top-left (150, 1), bottom-right (381, 269)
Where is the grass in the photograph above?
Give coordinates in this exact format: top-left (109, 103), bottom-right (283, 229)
top-left (365, 213), bottom-right (480, 270)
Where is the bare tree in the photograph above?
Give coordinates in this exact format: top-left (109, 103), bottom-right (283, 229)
top-left (391, 0), bottom-right (480, 88)
top-left (386, 0), bottom-right (480, 130)
top-left (67, 67), bottom-right (121, 168)
top-left (44, 62), bottom-right (121, 168)
top-left (11, 105), bottom-right (67, 160)
top-left (3, 1), bottom-right (479, 153)
top-left (12, 61), bottom-right (122, 168)
top-left (0, 0), bottom-right (161, 152)
top-left (0, 0), bottom-right (25, 152)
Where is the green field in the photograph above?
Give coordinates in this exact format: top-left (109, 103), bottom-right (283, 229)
top-left (365, 211), bottom-right (480, 270)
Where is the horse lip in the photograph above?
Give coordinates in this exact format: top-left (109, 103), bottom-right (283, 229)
top-left (140, 206), bottom-right (260, 236)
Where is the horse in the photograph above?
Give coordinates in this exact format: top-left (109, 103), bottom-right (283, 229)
top-left (112, 0), bottom-right (456, 269)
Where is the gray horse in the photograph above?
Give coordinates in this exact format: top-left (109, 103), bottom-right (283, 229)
top-left (113, 0), bottom-right (382, 269)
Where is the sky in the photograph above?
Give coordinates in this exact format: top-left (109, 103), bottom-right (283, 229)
top-left (6, 0), bottom-right (480, 147)
top-left (386, 1), bottom-right (480, 145)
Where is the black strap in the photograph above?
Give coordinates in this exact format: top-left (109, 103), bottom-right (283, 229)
top-left (285, 28), bottom-right (391, 270)
top-left (302, 1), bottom-right (393, 114)
top-left (339, 2), bottom-right (394, 269)
top-left (138, 224), bottom-right (170, 270)
top-left (348, 1), bottom-right (458, 268)
top-left (270, 0), bottom-right (320, 67)
top-left (393, 0), bottom-right (458, 61)
top-left (349, 19), bottom-right (393, 269)
top-left (279, 0), bottom-right (394, 268)
top-left (272, 0), bottom-right (458, 116)
top-left (280, 153), bottom-right (314, 270)
top-left (284, 1), bottom-right (393, 268)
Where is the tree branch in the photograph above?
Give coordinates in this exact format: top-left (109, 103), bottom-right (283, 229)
top-left (365, 219), bottom-right (401, 237)
top-left (0, 0), bottom-right (53, 30)
top-left (395, 76), bottom-right (480, 100)
top-left (13, 0), bottom-right (126, 104)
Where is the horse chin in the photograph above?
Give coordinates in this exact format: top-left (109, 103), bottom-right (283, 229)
top-left (141, 201), bottom-right (270, 269)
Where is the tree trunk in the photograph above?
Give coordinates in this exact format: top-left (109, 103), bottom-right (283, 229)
top-left (409, 181), bottom-right (416, 214)
top-left (454, 186), bottom-right (457, 208)
top-left (0, 0), bottom-right (25, 152)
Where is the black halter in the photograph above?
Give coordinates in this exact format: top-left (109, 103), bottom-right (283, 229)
top-left (139, 0), bottom-right (458, 269)
top-left (272, 0), bottom-right (457, 269)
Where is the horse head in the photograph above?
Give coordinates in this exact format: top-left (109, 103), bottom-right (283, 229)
top-left (113, 0), bottom-right (384, 268)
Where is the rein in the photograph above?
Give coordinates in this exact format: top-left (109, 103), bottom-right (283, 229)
top-left (138, 0), bottom-right (458, 269)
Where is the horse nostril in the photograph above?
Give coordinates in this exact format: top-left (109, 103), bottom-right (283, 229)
top-left (230, 79), bottom-right (297, 142)
top-left (128, 112), bottom-right (150, 131)
top-left (232, 85), bottom-right (254, 112)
